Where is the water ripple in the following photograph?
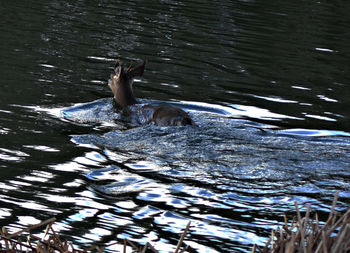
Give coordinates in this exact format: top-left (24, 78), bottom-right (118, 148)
top-left (1, 1), bottom-right (350, 252)
top-left (55, 96), bottom-right (350, 251)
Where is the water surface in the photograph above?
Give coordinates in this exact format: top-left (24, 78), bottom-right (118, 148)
top-left (1, 1), bottom-right (350, 252)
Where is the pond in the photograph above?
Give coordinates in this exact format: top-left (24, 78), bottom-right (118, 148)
top-left (1, 1), bottom-right (350, 252)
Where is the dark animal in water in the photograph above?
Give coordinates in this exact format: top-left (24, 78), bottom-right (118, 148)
top-left (108, 59), bottom-right (195, 126)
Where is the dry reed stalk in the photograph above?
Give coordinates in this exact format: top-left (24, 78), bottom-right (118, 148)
top-left (0, 217), bottom-right (193, 253)
top-left (175, 221), bottom-right (191, 253)
top-left (7, 217), bottom-right (56, 239)
top-left (253, 192), bottom-right (350, 253)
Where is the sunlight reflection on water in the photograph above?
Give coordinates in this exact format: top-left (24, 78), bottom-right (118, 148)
top-left (1, 1), bottom-right (350, 251)
top-left (56, 96), bottom-right (350, 251)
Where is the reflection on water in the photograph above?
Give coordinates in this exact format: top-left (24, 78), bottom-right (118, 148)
top-left (62, 98), bottom-right (350, 251)
top-left (1, 0), bottom-right (350, 252)
top-left (280, 128), bottom-right (350, 137)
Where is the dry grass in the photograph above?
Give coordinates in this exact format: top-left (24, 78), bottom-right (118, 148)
top-left (2, 193), bottom-right (349, 252)
top-left (253, 192), bottom-right (350, 253)
top-left (0, 218), bottom-right (192, 252)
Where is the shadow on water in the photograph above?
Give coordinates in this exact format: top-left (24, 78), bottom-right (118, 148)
top-left (58, 98), bottom-right (350, 252)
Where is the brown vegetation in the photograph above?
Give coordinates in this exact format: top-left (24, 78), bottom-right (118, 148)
top-left (1, 193), bottom-right (349, 252)
top-left (0, 218), bottom-right (192, 252)
top-left (253, 192), bottom-right (350, 253)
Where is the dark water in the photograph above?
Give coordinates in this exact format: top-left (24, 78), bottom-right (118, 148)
top-left (1, 1), bottom-right (350, 252)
